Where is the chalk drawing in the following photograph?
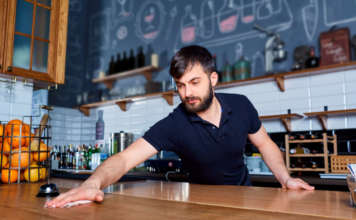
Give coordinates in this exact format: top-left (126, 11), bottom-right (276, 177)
top-left (69, 0), bottom-right (82, 13)
top-left (217, 0), bottom-right (239, 34)
top-left (181, 5), bottom-right (198, 43)
top-left (252, 51), bottom-right (265, 77)
top-left (165, 6), bottom-right (178, 41)
top-left (173, 0), bottom-right (294, 48)
top-left (112, 0), bottom-right (134, 25)
top-left (241, 0), bottom-right (256, 24)
top-left (323, 0), bottom-right (356, 26)
top-left (116, 25), bottom-right (128, 40)
top-left (234, 42), bottom-right (244, 60)
top-left (89, 10), bottom-right (110, 54)
top-left (302, 0), bottom-right (318, 42)
top-left (200, 0), bottom-right (215, 39)
top-left (135, 0), bottom-right (166, 43)
top-left (257, 0), bottom-right (273, 20)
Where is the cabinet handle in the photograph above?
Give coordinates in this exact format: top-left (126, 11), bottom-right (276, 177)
top-left (7, 66), bottom-right (12, 72)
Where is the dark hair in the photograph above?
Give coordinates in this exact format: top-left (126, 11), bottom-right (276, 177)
top-left (169, 45), bottom-right (216, 79)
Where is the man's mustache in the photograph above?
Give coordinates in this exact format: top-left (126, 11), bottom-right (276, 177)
top-left (184, 97), bottom-right (200, 103)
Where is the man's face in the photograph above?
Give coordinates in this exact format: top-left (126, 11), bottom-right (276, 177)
top-left (174, 63), bottom-right (216, 113)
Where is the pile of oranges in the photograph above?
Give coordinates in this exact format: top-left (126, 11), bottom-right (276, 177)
top-left (0, 119), bottom-right (49, 184)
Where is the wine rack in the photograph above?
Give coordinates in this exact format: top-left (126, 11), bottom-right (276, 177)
top-left (285, 133), bottom-right (337, 173)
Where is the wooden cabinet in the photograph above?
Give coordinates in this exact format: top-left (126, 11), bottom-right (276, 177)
top-left (0, 0), bottom-right (69, 84)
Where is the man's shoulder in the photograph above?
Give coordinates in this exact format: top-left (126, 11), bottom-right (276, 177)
top-left (216, 93), bottom-right (249, 103)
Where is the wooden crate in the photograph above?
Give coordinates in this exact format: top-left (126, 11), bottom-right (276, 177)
top-left (330, 155), bottom-right (356, 173)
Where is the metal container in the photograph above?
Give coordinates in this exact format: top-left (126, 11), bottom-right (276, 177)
top-left (110, 131), bottom-right (134, 156)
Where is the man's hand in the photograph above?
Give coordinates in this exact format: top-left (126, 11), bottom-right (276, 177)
top-left (44, 185), bottom-right (104, 208)
top-left (283, 177), bottom-right (315, 190)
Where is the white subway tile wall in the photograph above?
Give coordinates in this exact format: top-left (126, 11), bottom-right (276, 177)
top-left (23, 69), bottom-right (356, 146)
top-left (0, 80), bottom-right (33, 124)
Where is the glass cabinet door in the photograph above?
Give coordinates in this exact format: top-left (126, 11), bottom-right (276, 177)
top-left (12, 0), bottom-right (51, 73)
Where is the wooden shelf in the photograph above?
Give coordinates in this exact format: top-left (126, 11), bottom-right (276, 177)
top-left (259, 113), bottom-right (303, 132)
top-left (92, 66), bottom-right (160, 89)
top-left (285, 133), bottom-right (337, 174)
top-left (78, 91), bottom-right (175, 116)
top-left (288, 168), bottom-right (326, 172)
top-left (288, 139), bottom-right (323, 143)
top-left (289, 154), bottom-right (325, 157)
top-left (304, 108), bottom-right (356, 130)
top-left (216, 61), bottom-right (356, 92)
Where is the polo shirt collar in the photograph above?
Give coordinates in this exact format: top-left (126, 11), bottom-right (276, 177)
top-left (185, 93), bottom-right (233, 123)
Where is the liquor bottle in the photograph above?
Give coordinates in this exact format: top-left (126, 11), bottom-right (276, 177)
top-left (122, 51), bottom-right (128, 71)
top-left (222, 61), bottom-right (232, 82)
top-left (108, 56), bottom-right (115, 75)
top-left (136, 46), bottom-right (145, 67)
top-left (305, 46), bottom-right (319, 68)
top-left (88, 145), bottom-right (93, 170)
top-left (128, 49), bottom-right (136, 70)
top-left (114, 53), bottom-right (122, 73)
top-left (233, 56), bottom-right (251, 80)
top-left (96, 110), bottom-right (105, 143)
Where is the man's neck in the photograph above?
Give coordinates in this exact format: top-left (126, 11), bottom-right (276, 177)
top-left (197, 95), bottom-right (221, 127)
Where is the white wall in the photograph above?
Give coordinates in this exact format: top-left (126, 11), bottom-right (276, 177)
top-left (0, 79), bottom-right (33, 123)
top-left (96, 69), bottom-right (356, 143)
top-left (46, 69), bottom-right (356, 146)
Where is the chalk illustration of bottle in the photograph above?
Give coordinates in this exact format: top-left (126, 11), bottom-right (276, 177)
top-left (302, 0), bottom-right (318, 42)
top-left (217, 0), bottom-right (239, 34)
top-left (200, 0), bottom-right (215, 39)
top-left (181, 5), bottom-right (198, 43)
top-left (241, 0), bottom-right (256, 23)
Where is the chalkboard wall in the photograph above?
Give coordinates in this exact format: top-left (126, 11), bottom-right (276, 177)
top-left (50, 0), bottom-right (356, 107)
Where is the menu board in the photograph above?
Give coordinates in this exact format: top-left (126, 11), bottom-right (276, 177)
top-left (319, 28), bottom-right (351, 66)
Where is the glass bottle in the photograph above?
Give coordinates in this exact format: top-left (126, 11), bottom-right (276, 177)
top-left (305, 46), bottom-right (319, 68)
top-left (96, 110), bottom-right (105, 142)
top-left (108, 56), bottom-right (115, 75)
top-left (122, 51), bottom-right (128, 71)
top-left (129, 49), bottom-right (135, 70)
top-left (114, 53), bottom-right (122, 73)
top-left (136, 46), bottom-right (145, 67)
top-left (233, 56), bottom-right (251, 80)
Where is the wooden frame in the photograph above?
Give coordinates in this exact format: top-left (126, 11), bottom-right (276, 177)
top-left (0, 1), bottom-right (7, 73)
top-left (2, 0), bottom-right (68, 84)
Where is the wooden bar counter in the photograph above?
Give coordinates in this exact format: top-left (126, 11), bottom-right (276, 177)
top-left (1, 178), bottom-right (356, 220)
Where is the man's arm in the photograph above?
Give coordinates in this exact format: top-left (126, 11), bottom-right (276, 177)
top-left (45, 138), bottom-right (158, 208)
top-left (248, 125), bottom-right (314, 190)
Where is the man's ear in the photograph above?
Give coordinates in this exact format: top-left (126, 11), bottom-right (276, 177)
top-left (210, 72), bottom-right (218, 87)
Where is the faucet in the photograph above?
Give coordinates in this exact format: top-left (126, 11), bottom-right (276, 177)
top-left (254, 24), bottom-right (287, 73)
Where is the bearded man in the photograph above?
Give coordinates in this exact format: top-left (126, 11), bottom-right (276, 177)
top-left (46, 45), bottom-right (313, 208)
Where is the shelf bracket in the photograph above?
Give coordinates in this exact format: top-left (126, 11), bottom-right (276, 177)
top-left (317, 115), bottom-right (328, 130)
top-left (281, 118), bottom-right (291, 132)
top-left (103, 81), bottom-right (114, 90)
top-left (275, 76), bottom-right (285, 92)
top-left (116, 101), bottom-right (129, 111)
top-left (79, 107), bottom-right (90, 116)
top-left (162, 92), bottom-right (174, 105)
top-left (142, 72), bottom-right (152, 81)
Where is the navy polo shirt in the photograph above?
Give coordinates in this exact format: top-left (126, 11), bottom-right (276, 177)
top-left (143, 93), bottom-right (261, 185)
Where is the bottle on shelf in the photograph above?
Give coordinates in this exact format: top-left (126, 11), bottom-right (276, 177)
top-left (96, 110), bottom-right (105, 143)
top-left (233, 56), bottom-right (251, 80)
top-left (108, 56), bottom-right (115, 75)
top-left (114, 53), bottom-right (122, 74)
top-left (222, 60), bottom-right (232, 82)
top-left (122, 51), bottom-right (128, 71)
top-left (128, 49), bottom-right (136, 70)
top-left (305, 46), bottom-right (319, 68)
top-left (136, 46), bottom-right (145, 68)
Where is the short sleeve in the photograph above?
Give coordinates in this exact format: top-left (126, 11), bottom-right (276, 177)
top-left (244, 96), bottom-right (261, 134)
top-left (143, 115), bottom-right (177, 152)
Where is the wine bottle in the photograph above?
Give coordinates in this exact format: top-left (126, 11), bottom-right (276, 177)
top-left (305, 46), bottom-right (319, 68)
top-left (136, 46), bottom-right (145, 67)
top-left (114, 53), bottom-right (122, 73)
top-left (122, 51), bottom-right (128, 71)
top-left (129, 49), bottom-right (136, 70)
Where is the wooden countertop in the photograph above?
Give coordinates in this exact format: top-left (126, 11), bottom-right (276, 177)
top-left (1, 178), bottom-right (356, 220)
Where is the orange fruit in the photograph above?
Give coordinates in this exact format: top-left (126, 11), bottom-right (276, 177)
top-left (0, 124), bottom-right (4, 142)
top-left (1, 140), bottom-right (11, 155)
top-left (0, 154), bottom-right (8, 168)
top-left (23, 165), bottom-right (45, 182)
top-left (10, 147), bottom-right (32, 168)
top-left (5, 130), bottom-right (29, 148)
top-left (1, 169), bottom-right (18, 183)
top-left (33, 142), bottom-right (50, 162)
top-left (5, 119), bottom-right (22, 134)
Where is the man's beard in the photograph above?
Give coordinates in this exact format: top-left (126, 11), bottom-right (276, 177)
top-left (182, 84), bottom-right (214, 113)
